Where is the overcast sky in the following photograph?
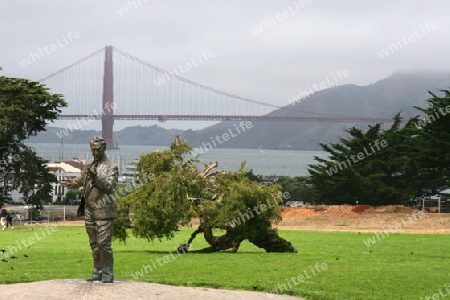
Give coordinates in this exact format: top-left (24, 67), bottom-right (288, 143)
top-left (1, 0), bottom-right (449, 131)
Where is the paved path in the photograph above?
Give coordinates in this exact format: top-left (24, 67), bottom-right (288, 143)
top-left (1, 279), bottom-right (303, 300)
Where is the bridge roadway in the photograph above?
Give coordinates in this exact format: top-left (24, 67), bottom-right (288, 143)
top-left (58, 114), bottom-right (395, 123)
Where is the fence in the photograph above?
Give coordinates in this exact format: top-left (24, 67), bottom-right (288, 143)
top-left (421, 196), bottom-right (450, 213)
top-left (6, 205), bottom-right (82, 225)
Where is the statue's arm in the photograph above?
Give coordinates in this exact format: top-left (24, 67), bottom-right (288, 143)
top-left (61, 171), bottom-right (84, 189)
top-left (71, 172), bottom-right (85, 188)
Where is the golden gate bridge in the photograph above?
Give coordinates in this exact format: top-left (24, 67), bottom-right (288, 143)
top-left (38, 45), bottom-right (392, 148)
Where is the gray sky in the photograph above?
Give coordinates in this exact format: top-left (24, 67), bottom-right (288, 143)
top-left (1, 0), bottom-right (449, 131)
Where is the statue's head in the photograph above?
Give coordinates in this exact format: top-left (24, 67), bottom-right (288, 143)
top-left (89, 136), bottom-right (106, 161)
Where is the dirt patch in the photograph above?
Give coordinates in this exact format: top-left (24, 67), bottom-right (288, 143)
top-left (54, 220), bottom-right (85, 226)
top-left (280, 205), bottom-right (419, 218)
top-left (277, 205), bottom-right (450, 234)
top-left (363, 205), bottom-right (416, 214)
top-left (281, 207), bottom-right (317, 217)
top-left (352, 205), bottom-right (372, 213)
top-left (282, 205), bottom-right (359, 217)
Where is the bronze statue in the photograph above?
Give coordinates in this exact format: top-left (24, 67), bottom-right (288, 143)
top-left (62, 136), bottom-right (118, 283)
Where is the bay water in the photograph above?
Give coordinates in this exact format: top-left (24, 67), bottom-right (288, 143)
top-left (26, 143), bottom-right (328, 177)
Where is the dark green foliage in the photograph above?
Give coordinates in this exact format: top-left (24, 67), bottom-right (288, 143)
top-left (64, 190), bottom-right (82, 201)
top-left (13, 148), bottom-right (56, 208)
top-left (413, 90), bottom-right (450, 194)
top-left (0, 68), bottom-right (67, 206)
top-left (0, 73), bottom-right (66, 142)
top-left (308, 89), bottom-right (450, 206)
top-left (57, 189), bottom-right (83, 205)
top-left (244, 169), bottom-right (262, 182)
top-left (276, 176), bottom-right (316, 204)
top-left (309, 114), bottom-right (419, 206)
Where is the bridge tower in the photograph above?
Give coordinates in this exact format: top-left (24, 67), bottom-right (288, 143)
top-left (102, 45), bottom-right (115, 148)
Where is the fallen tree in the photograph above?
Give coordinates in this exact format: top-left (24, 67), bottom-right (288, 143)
top-left (114, 137), bottom-right (297, 253)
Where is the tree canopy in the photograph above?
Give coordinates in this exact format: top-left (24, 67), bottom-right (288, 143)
top-left (0, 68), bottom-right (67, 206)
top-left (114, 137), bottom-right (296, 253)
top-left (308, 90), bottom-right (450, 206)
top-left (413, 90), bottom-right (450, 194)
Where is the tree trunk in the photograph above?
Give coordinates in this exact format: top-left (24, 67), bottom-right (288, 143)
top-left (184, 158), bottom-right (298, 253)
top-left (248, 229), bottom-right (298, 253)
top-left (187, 223), bottom-right (297, 253)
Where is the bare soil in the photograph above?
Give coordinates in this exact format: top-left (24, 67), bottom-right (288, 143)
top-left (276, 205), bottom-right (450, 234)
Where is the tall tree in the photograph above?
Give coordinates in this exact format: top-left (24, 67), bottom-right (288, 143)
top-left (413, 90), bottom-right (450, 194)
top-left (114, 138), bottom-right (297, 253)
top-left (0, 68), bottom-right (66, 205)
top-left (308, 114), bottom-right (419, 206)
top-left (13, 148), bottom-right (56, 209)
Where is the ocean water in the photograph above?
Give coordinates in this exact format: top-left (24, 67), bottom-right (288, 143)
top-left (26, 143), bottom-right (328, 177)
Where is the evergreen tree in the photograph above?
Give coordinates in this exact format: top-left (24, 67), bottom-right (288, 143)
top-left (308, 114), bottom-right (419, 206)
top-left (413, 90), bottom-right (450, 194)
top-left (13, 148), bottom-right (56, 208)
top-left (0, 68), bottom-right (66, 205)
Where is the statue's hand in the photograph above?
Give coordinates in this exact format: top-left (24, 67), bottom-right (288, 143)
top-left (86, 165), bottom-right (97, 182)
top-left (60, 179), bottom-right (72, 187)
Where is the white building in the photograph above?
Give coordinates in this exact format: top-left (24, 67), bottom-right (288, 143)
top-left (47, 160), bottom-right (84, 203)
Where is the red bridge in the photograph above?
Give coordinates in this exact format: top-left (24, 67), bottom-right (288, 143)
top-left (39, 46), bottom-right (393, 148)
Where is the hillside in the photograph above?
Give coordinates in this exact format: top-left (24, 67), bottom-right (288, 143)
top-left (184, 71), bottom-right (450, 150)
top-left (29, 71), bottom-right (450, 150)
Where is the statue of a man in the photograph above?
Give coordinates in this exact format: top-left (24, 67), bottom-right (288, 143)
top-left (62, 136), bottom-right (118, 283)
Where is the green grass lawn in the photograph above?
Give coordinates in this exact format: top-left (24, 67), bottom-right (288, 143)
top-left (0, 224), bottom-right (448, 300)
